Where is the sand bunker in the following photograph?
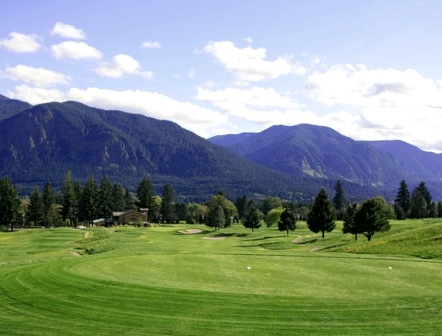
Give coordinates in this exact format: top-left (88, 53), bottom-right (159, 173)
top-left (178, 229), bottom-right (204, 235)
top-left (203, 234), bottom-right (229, 240)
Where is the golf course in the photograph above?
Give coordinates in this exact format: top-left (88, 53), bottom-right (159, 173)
top-left (1, 220), bottom-right (441, 335)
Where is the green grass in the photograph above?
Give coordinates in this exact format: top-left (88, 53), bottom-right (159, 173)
top-left (0, 220), bottom-right (442, 335)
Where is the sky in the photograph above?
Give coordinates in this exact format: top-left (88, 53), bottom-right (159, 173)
top-left (1, 0), bottom-right (442, 152)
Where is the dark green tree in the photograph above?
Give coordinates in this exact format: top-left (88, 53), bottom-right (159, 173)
top-left (429, 202), bottom-right (438, 218)
top-left (99, 175), bottom-right (114, 221)
top-left (438, 201), bottom-right (442, 218)
top-left (61, 171), bottom-right (79, 226)
top-left (26, 187), bottom-right (44, 226)
top-left (353, 197), bottom-right (391, 241)
top-left (307, 188), bottom-right (336, 238)
top-left (42, 181), bottom-right (55, 226)
top-left (125, 189), bottom-right (135, 210)
top-left (235, 194), bottom-right (249, 221)
top-left (410, 182), bottom-right (432, 219)
top-left (332, 180), bottom-right (345, 220)
top-left (243, 206), bottom-right (262, 232)
top-left (79, 177), bottom-right (100, 226)
top-left (0, 177), bottom-right (22, 231)
top-left (206, 192), bottom-right (237, 228)
top-left (278, 208), bottom-right (296, 236)
top-left (394, 179), bottom-right (410, 219)
top-left (207, 205), bottom-right (225, 231)
top-left (137, 176), bottom-right (153, 217)
top-left (112, 183), bottom-right (126, 212)
top-left (160, 184), bottom-right (176, 223)
top-left (342, 203), bottom-right (359, 240)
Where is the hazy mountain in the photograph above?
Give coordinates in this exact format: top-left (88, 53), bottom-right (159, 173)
top-left (209, 124), bottom-right (442, 198)
top-left (0, 94), bottom-right (32, 120)
top-left (1, 97), bottom-right (374, 201)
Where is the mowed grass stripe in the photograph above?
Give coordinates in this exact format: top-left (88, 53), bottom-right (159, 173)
top-left (1, 223), bottom-right (442, 335)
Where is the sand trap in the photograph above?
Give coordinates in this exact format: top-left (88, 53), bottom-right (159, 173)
top-left (178, 229), bottom-right (204, 235)
top-left (292, 236), bottom-right (302, 244)
top-left (70, 251), bottom-right (82, 257)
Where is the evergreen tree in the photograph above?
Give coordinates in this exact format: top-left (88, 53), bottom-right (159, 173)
top-left (0, 177), bottom-right (22, 231)
top-left (332, 180), bottom-right (345, 220)
top-left (235, 194), bottom-right (249, 221)
top-left (342, 203), bottom-right (359, 240)
top-left (307, 188), bottom-right (336, 238)
top-left (61, 171), bottom-right (79, 226)
top-left (99, 175), bottom-right (114, 221)
top-left (137, 176), bottom-right (153, 217)
top-left (207, 205), bottom-right (225, 231)
top-left (125, 189), bottom-right (135, 210)
top-left (160, 184), bottom-right (176, 223)
top-left (42, 181), bottom-right (55, 226)
top-left (429, 202), bottom-right (439, 218)
top-left (243, 206), bottom-right (262, 232)
top-left (410, 182), bottom-right (432, 218)
top-left (26, 187), bottom-right (44, 226)
top-left (112, 183), bottom-right (126, 211)
top-left (394, 179), bottom-right (410, 219)
top-left (353, 198), bottom-right (391, 241)
top-left (438, 201), bottom-right (442, 218)
top-left (79, 177), bottom-right (100, 226)
top-left (278, 208), bottom-right (296, 236)
top-left (206, 192), bottom-right (237, 228)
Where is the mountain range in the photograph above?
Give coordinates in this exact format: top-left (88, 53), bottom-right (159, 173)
top-left (0, 94), bottom-right (441, 201)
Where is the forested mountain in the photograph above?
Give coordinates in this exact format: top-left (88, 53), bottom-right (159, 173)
top-left (209, 124), bottom-right (442, 198)
top-left (0, 94), bottom-right (32, 120)
top-left (0, 97), bottom-right (376, 202)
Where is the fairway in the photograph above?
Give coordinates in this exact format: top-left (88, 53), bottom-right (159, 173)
top-left (1, 222), bottom-right (442, 335)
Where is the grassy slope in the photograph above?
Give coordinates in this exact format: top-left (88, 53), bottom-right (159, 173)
top-left (0, 221), bottom-right (441, 335)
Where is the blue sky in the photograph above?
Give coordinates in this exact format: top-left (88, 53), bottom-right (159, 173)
top-left (1, 0), bottom-right (442, 152)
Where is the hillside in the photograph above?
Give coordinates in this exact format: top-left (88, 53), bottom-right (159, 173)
top-left (0, 98), bottom-right (373, 201)
top-left (210, 124), bottom-right (442, 198)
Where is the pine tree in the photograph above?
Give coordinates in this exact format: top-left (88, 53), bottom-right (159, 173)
top-left (42, 181), bottom-right (55, 226)
top-left (99, 175), bottom-right (114, 221)
top-left (277, 208), bottom-right (296, 236)
top-left (160, 184), bottom-right (176, 223)
top-left (79, 177), bottom-right (100, 226)
top-left (307, 188), bottom-right (336, 238)
top-left (394, 180), bottom-right (410, 219)
top-left (61, 171), bottom-right (78, 226)
top-left (332, 180), bottom-right (345, 220)
top-left (137, 176), bottom-right (153, 218)
top-left (243, 206), bottom-right (262, 232)
top-left (26, 187), bottom-right (44, 226)
top-left (353, 198), bottom-right (391, 241)
top-left (207, 205), bottom-right (225, 231)
top-left (112, 183), bottom-right (126, 211)
top-left (410, 182), bottom-right (432, 218)
top-left (0, 177), bottom-right (22, 231)
top-left (342, 203), bottom-right (359, 240)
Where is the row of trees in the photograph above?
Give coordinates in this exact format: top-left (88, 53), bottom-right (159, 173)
top-left (1, 173), bottom-right (441, 242)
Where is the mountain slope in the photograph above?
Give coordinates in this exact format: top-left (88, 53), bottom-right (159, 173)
top-left (0, 94), bottom-right (32, 120)
top-left (209, 124), bottom-right (428, 188)
top-left (0, 100), bottom-right (374, 201)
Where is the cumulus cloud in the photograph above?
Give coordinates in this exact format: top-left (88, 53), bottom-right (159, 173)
top-left (140, 40), bottom-right (161, 49)
top-left (305, 64), bottom-right (442, 152)
top-left (9, 86), bottom-right (227, 137)
top-left (1, 65), bottom-right (70, 87)
top-left (197, 86), bottom-right (307, 125)
top-left (96, 54), bottom-right (153, 79)
top-left (305, 64), bottom-right (442, 108)
top-left (0, 32), bottom-right (40, 53)
top-left (203, 40), bottom-right (305, 83)
top-left (50, 22), bottom-right (85, 39)
top-left (51, 41), bottom-right (103, 60)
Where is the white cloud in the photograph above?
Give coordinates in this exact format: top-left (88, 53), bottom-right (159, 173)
top-left (1, 65), bottom-right (69, 87)
top-left (9, 86), bottom-right (227, 137)
top-left (140, 40), bottom-right (161, 49)
top-left (203, 40), bottom-right (305, 83)
top-left (51, 22), bottom-right (85, 39)
top-left (305, 64), bottom-right (442, 152)
top-left (96, 54), bottom-right (153, 79)
top-left (51, 41), bottom-right (102, 60)
top-left (0, 32), bottom-right (40, 53)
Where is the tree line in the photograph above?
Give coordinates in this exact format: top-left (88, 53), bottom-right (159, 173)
top-left (1, 174), bottom-right (441, 242)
